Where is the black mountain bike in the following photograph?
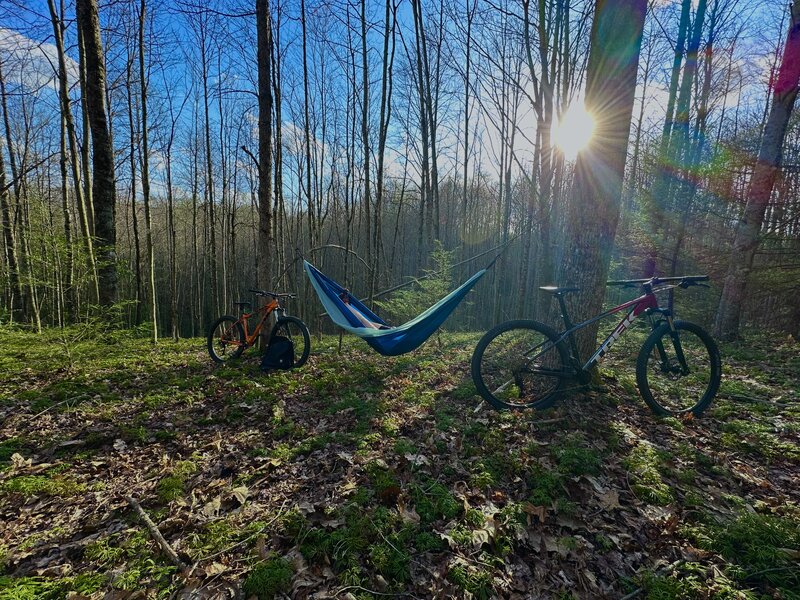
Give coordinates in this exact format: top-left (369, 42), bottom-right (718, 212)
top-left (471, 276), bottom-right (721, 415)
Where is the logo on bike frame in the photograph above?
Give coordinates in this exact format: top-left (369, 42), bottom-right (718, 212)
top-left (587, 309), bottom-right (637, 366)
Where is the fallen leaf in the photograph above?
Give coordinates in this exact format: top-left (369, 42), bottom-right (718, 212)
top-left (598, 488), bottom-right (620, 510)
top-left (404, 453), bottom-right (430, 466)
top-left (203, 496), bottom-right (221, 518)
top-left (11, 453), bottom-right (31, 469)
top-left (397, 502), bottom-right (421, 525)
top-left (204, 562), bottom-right (227, 576)
top-left (297, 501), bottom-right (315, 515)
top-left (522, 502), bottom-right (547, 523)
top-left (231, 486), bottom-right (248, 505)
top-left (472, 528), bottom-right (491, 548)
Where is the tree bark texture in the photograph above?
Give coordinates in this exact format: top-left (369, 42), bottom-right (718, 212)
top-left (76, 0), bottom-right (118, 306)
top-left (256, 0), bottom-right (274, 337)
top-left (715, 0), bottom-right (800, 341)
top-left (559, 0), bottom-right (648, 360)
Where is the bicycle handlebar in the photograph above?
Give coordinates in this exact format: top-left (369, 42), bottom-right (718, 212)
top-left (249, 288), bottom-right (297, 299)
top-left (606, 275), bottom-right (710, 289)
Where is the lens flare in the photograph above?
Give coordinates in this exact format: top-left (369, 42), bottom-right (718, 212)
top-left (553, 103), bottom-right (595, 159)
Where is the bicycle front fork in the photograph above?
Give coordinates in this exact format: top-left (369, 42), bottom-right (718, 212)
top-left (649, 310), bottom-right (689, 375)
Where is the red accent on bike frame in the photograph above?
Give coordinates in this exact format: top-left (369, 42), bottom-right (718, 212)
top-left (584, 292), bottom-right (660, 368)
top-left (633, 292), bottom-right (658, 316)
top-left (601, 291), bottom-right (658, 321)
top-left (607, 292), bottom-right (658, 334)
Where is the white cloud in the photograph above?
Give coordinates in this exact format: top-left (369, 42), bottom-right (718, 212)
top-left (0, 28), bottom-right (79, 92)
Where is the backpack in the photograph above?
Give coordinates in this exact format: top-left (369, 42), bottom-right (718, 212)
top-left (261, 335), bottom-right (295, 371)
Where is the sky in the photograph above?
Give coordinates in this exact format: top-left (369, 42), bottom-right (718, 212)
top-left (0, 0), bottom-right (789, 196)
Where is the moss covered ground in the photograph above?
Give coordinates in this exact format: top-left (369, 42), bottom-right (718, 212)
top-left (0, 325), bottom-right (798, 599)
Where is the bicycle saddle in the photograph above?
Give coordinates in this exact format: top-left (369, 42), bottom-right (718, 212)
top-left (234, 301), bottom-right (252, 307)
top-left (539, 286), bottom-right (580, 295)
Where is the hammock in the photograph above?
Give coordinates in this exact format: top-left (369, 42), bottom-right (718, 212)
top-left (304, 260), bottom-right (487, 356)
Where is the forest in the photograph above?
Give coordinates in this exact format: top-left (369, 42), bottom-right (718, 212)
top-left (1, 0), bottom-right (799, 598)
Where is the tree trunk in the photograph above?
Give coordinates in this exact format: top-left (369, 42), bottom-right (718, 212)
top-left (375, 0), bottom-right (396, 292)
top-left (166, 138), bottom-right (178, 340)
top-left (271, 9), bottom-right (285, 279)
top-left (461, 0), bottom-right (475, 241)
top-left (59, 111), bottom-right (75, 320)
top-left (126, 60), bottom-right (142, 324)
top-left (559, 0), bottom-right (647, 360)
top-left (360, 0), bottom-right (372, 273)
top-left (411, 0), bottom-right (432, 255)
top-left (48, 0), bottom-right (98, 305)
top-left (300, 0), bottom-right (314, 249)
top-left (256, 0), bottom-right (274, 343)
top-left (78, 23), bottom-right (94, 234)
top-left (76, 0), bottom-right (118, 307)
top-left (714, 0), bottom-right (800, 341)
top-left (139, 0), bottom-right (157, 342)
top-left (651, 0), bottom-right (691, 234)
top-left (0, 119), bottom-right (21, 320)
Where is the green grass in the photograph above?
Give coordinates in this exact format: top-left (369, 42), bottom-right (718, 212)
top-left (82, 530), bottom-right (176, 593)
top-left (0, 326), bottom-right (798, 598)
top-left (1, 474), bottom-right (86, 498)
top-left (156, 460), bottom-right (197, 503)
top-left (681, 511), bottom-right (800, 594)
top-left (623, 443), bottom-right (674, 505)
top-left (0, 573), bottom-right (106, 599)
top-left (410, 479), bottom-right (462, 525)
top-left (448, 561), bottom-right (494, 600)
top-left (720, 419), bottom-right (800, 462)
top-left (242, 557), bottom-right (293, 600)
top-left (553, 432), bottom-right (602, 476)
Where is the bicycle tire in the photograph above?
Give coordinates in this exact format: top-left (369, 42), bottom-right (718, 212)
top-left (208, 316), bottom-right (246, 363)
top-left (471, 319), bottom-right (570, 411)
top-left (271, 316), bottom-right (311, 368)
top-left (636, 320), bottom-right (721, 417)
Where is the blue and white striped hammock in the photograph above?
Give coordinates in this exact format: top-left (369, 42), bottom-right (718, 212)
top-left (304, 260), bottom-right (487, 356)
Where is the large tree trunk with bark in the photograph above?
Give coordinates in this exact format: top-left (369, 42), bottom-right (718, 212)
top-left (256, 0), bottom-right (274, 341)
top-left (0, 56), bottom-right (22, 320)
top-left (559, 0), bottom-right (647, 360)
top-left (48, 0), bottom-right (98, 303)
top-left (0, 122), bottom-right (21, 320)
top-left (714, 0), bottom-right (800, 341)
top-left (76, 0), bottom-right (118, 307)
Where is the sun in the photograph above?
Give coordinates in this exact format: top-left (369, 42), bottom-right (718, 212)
top-left (553, 103), bottom-right (595, 159)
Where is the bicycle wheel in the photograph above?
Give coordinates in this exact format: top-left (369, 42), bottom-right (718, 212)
top-left (207, 316), bottom-right (246, 363)
top-left (636, 320), bottom-right (721, 416)
top-left (271, 316), bottom-right (311, 368)
top-left (471, 320), bottom-right (570, 411)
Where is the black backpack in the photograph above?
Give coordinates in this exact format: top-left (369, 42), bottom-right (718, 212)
top-left (261, 335), bottom-right (295, 371)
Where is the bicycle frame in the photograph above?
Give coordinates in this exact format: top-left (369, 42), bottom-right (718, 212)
top-left (551, 287), bottom-right (669, 375)
top-left (237, 299), bottom-right (280, 347)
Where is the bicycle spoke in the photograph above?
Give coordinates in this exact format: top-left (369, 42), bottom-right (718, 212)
top-left (637, 321), bottom-right (720, 415)
top-left (473, 321), bottom-right (567, 410)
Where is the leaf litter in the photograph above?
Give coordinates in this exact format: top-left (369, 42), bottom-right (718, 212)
top-left (0, 330), bottom-right (798, 598)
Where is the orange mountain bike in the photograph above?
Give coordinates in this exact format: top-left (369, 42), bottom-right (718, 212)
top-left (207, 289), bottom-right (310, 366)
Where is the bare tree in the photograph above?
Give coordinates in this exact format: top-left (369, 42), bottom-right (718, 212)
top-left (715, 0), bottom-right (800, 340)
top-left (139, 0), bottom-right (157, 342)
top-left (257, 0), bottom-right (274, 339)
top-left (48, 0), bottom-right (98, 303)
top-left (77, 0), bottom-right (118, 307)
top-left (0, 92), bottom-right (21, 319)
top-left (559, 0), bottom-right (648, 359)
